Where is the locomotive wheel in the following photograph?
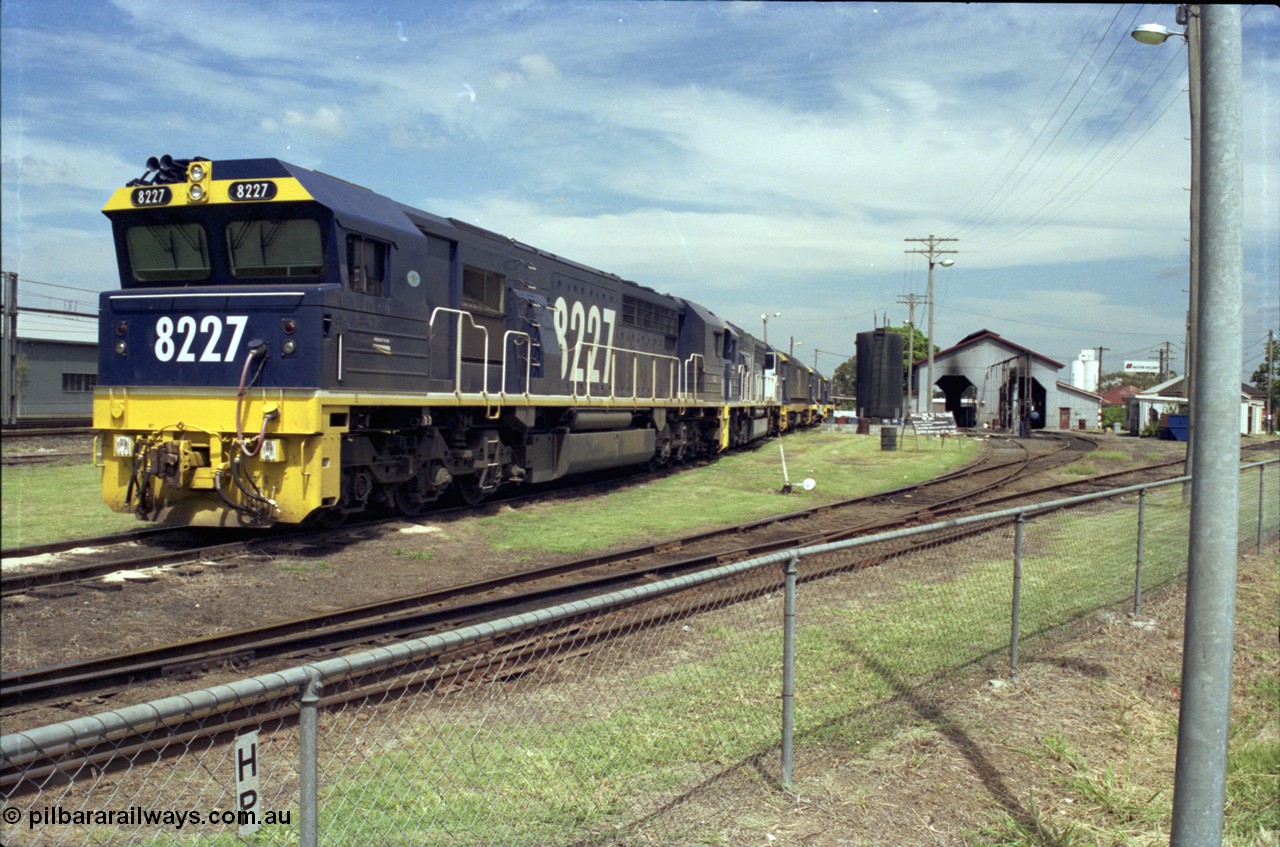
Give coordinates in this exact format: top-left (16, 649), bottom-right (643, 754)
top-left (647, 434), bottom-right (672, 471)
top-left (393, 479), bottom-right (434, 517)
top-left (453, 476), bottom-right (489, 507)
top-left (307, 506), bottom-right (348, 529)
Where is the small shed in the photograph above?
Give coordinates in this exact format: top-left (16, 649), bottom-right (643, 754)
top-left (1055, 382), bottom-right (1102, 431)
top-left (1127, 376), bottom-right (1267, 435)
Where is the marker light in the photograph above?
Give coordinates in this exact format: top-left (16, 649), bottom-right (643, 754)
top-left (186, 160), bottom-right (209, 203)
top-left (114, 340), bottom-right (128, 356)
top-left (282, 339), bottom-right (297, 355)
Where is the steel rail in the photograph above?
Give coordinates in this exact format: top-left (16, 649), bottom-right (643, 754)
top-left (0, 436), bottom-right (1107, 707)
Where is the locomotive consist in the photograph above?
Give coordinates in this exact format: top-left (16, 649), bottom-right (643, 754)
top-left (94, 156), bottom-right (829, 527)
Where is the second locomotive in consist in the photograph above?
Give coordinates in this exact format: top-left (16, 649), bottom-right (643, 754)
top-left (94, 156), bottom-right (829, 527)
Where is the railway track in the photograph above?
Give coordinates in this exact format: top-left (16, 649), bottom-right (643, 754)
top-left (0, 456), bottom-right (694, 597)
top-left (0, 419), bottom-right (92, 436)
top-left (0, 431), bottom-right (1126, 710)
top-left (0, 431), bottom-right (1018, 600)
top-left (4, 432), bottom-right (1225, 791)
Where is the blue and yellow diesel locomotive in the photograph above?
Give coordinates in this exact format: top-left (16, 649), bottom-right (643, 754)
top-left (94, 156), bottom-right (829, 527)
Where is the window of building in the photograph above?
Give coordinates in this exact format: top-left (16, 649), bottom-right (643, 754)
top-left (62, 373), bottom-right (97, 393)
top-left (346, 235), bottom-right (389, 296)
top-left (462, 266), bottom-right (505, 314)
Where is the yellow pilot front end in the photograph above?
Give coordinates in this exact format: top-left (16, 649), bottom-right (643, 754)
top-left (94, 389), bottom-right (344, 527)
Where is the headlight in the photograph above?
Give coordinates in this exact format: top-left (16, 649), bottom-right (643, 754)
top-left (260, 439), bottom-right (283, 462)
top-left (189, 163), bottom-right (206, 181)
top-left (188, 183), bottom-right (206, 202)
top-left (113, 435), bottom-right (134, 457)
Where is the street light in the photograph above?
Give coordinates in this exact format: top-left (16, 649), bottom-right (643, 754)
top-left (1132, 7), bottom-right (1198, 493)
top-left (1134, 8), bottom-right (1245, 845)
top-left (905, 235), bottom-right (957, 414)
top-left (1132, 22), bottom-right (1187, 44)
top-left (761, 312), bottom-right (781, 344)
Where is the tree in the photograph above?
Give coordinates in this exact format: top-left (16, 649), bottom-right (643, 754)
top-left (1251, 334), bottom-right (1279, 431)
top-left (831, 356), bottom-right (857, 404)
top-left (1099, 370), bottom-right (1175, 395)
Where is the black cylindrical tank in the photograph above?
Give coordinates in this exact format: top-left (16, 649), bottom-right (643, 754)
top-left (855, 329), bottom-right (904, 420)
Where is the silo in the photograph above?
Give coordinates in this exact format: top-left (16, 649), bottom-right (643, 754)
top-left (855, 329), bottom-right (904, 420)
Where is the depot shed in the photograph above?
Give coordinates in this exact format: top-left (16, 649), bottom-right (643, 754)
top-left (1055, 382), bottom-right (1102, 430)
top-left (1, 337), bottom-right (98, 420)
top-left (910, 329), bottom-right (1066, 431)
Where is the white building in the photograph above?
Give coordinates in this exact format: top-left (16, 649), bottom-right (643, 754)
top-left (1127, 376), bottom-right (1267, 436)
top-left (1070, 349), bottom-right (1099, 393)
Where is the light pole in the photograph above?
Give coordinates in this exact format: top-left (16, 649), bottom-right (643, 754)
top-left (1136, 8), bottom-right (1244, 846)
top-left (761, 312), bottom-right (780, 345)
top-left (1132, 5), bottom-right (1199, 492)
top-left (905, 236), bottom-right (957, 413)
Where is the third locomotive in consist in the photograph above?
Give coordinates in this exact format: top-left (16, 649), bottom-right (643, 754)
top-left (94, 156), bottom-right (829, 528)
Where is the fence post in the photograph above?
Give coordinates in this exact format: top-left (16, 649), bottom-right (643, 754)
top-left (1257, 464), bottom-right (1265, 556)
top-left (781, 554), bottom-right (798, 789)
top-left (1134, 487), bottom-right (1147, 618)
top-left (300, 669), bottom-right (322, 847)
top-left (1010, 513), bottom-right (1024, 680)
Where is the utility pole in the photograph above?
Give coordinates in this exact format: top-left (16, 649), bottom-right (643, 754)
top-left (1170, 6), bottom-right (1242, 846)
top-left (1186, 4), bottom-right (1202, 493)
top-left (1094, 346), bottom-right (1110, 394)
top-left (904, 236), bottom-right (957, 414)
top-left (1267, 329), bottom-right (1275, 434)
top-left (897, 293), bottom-right (923, 419)
top-left (3, 271), bottom-right (17, 425)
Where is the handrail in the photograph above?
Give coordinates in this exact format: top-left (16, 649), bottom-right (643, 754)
top-left (500, 331), bottom-right (533, 399)
top-left (682, 354), bottom-right (705, 400)
top-left (567, 340), bottom-right (683, 402)
top-left (428, 307), bottom-right (490, 397)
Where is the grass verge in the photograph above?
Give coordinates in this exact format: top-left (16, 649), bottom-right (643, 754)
top-left (477, 429), bottom-right (980, 554)
top-left (2, 459), bottom-right (148, 549)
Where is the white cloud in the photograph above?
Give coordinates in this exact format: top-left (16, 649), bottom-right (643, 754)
top-left (2, 2), bottom-right (1275, 370)
top-left (262, 106), bottom-right (349, 140)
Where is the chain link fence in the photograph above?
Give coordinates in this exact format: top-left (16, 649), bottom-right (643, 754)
top-left (3, 459), bottom-right (1276, 846)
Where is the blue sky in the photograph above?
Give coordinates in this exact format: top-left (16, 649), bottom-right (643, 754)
top-left (2, 1), bottom-right (1277, 381)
